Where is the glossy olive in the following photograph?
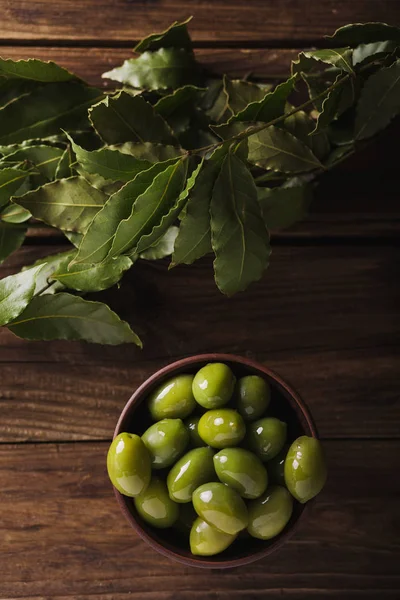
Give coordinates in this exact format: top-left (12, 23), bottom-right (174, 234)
top-left (247, 485), bottom-right (293, 540)
top-left (247, 417), bottom-right (287, 462)
top-left (148, 374), bottom-right (196, 421)
top-left (107, 432), bottom-right (151, 497)
top-left (235, 375), bottom-right (271, 421)
top-left (142, 419), bottom-right (189, 469)
top-left (192, 363), bottom-right (236, 409)
top-left (134, 477), bottom-right (179, 528)
top-left (213, 448), bottom-right (268, 499)
top-left (198, 409), bottom-right (246, 449)
top-left (167, 447), bottom-right (216, 503)
top-left (192, 482), bottom-right (248, 535)
top-left (190, 517), bottom-right (237, 556)
top-left (185, 415), bottom-right (207, 448)
top-left (267, 446), bottom-right (288, 486)
top-left (284, 436), bottom-right (327, 503)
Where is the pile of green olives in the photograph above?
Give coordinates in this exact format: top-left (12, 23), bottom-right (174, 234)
top-left (107, 363), bottom-right (327, 557)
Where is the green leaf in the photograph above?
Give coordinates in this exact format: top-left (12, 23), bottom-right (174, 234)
top-left (89, 91), bottom-right (177, 145)
top-left (0, 168), bottom-right (29, 208)
top-left (230, 76), bottom-right (296, 123)
top-left (8, 293), bottom-right (142, 346)
top-left (67, 134), bottom-right (152, 182)
top-left (0, 79), bottom-right (40, 109)
top-left (140, 227), bottom-right (179, 260)
top-left (64, 231), bottom-right (83, 247)
top-left (202, 79), bottom-right (230, 123)
top-left (0, 203), bottom-right (31, 223)
top-left (154, 85), bottom-right (204, 133)
top-left (353, 41), bottom-right (399, 66)
top-left (257, 184), bottom-right (312, 229)
top-left (355, 59), bottom-right (400, 140)
top-left (55, 146), bottom-right (74, 179)
top-left (134, 17), bottom-right (193, 53)
top-left (103, 48), bottom-right (197, 91)
top-left (326, 22), bottom-right (400, 47)
top-left (284, 109), bottom-right (330, 159)
top-left (224, 77), bottom-right (272, 116)
top-left (211, 153), bottom-right (270, 296)
top-left (248, 126), bottom-right (324, 173)
top-left (0, 57), bottom-right (77, 82)
top-left (111, 141), bottom-right (184, 163)
top-left (75, 167), bottom-right (122, 195)
top-left (172, 148), bottom-right (228, 266)
top-left (73, 159), bottom-right (179, 265)
top-left (0, 222), bottom-right (27, 264)
top-left (0, 83), bottom-right (103, 145)
top-left (2, 145), bottom-right (64, 180)
top-left (109, 158), bottom-right (188, 257)
top-left (23, 250), bottom-right (74, 294)
top-left (296, 48), bottom-right (354, 74)
top-left (0, 264), bottom-right (43, 326)
top-left (52, 255), bottom-right (132, 292)
top-left (324, 144), bottom-right (354, 168)
top-left (135, 160), bottom-right (201, 253)
top-left (13, 176), bottom-right (107, 233)
top-left (310, 75), bottom-right (356, 133)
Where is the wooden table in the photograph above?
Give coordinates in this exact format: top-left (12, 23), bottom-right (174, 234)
top-left (1, 2), bottom-right (400, 598)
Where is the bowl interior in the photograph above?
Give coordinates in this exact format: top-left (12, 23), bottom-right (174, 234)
top-left (114, 354), bottom-right (317, 568)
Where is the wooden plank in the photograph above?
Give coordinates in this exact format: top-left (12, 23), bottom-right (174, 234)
top-left (1, 244), bottom-right (399, 441)
top-left (1, 440), bottom-right (399, 598)
top-left (0, 1), bottom-right (399, 44)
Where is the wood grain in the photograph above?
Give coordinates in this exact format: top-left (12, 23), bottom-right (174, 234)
top-left (0, 1), bottom-right (399, 44)
top-left (1, 243), bottom-right (398, 441)
top-left (1, 440), bottom-right (399, 598)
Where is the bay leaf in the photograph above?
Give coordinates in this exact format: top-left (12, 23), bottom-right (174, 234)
top-left (22, 250), bottom-right (73, 294)
top-left (257, 184), bottom-right (313, 230)
top-left (134, 17), bottom-right (193, 53)
top-left (0, 57), bottom-right (77, 82)
top-left (55, 146), bottom-right (74, 179)
top-left (140, 227), bottom-right (179, 260)
top-left (355, 59), bottom-right (400, 140)
top-left (0, 222), bottom-right (27, 264)
top-left (89, 91), bottom-right (177, 145)
top-left (0, 82), bottom-right (103, 145)
top-left (248, 125), bottom-right (324, 173)
top-left (135, 160), bottom-right (201, 253)
top-left (283, 109), bottom-right (330, 159)
top-left (13, 176), bottom-right (107, 233)
top-left (230, 76), bottom-right (296, 123)
top-left (67, 134), bottom-right (152, 182)
top-left (211, 153), bottom-right (270, 296)
top-left (0, 203), bottom-right (31, 223)
top-left (2, 145), bottom-right (64, 180)
top-left (0, 168), bottom-right (29, 208)
top-left (52, 255), bottom-right (132, 292)
top-left (297, 48), bottom-right (354, 74)
top-left (111, 141), bottom-right (184, 162)
top-left (327, 22), bottom-right (400, 46)
top-left (73, 159), bottom-right (179, 265)
top-left (353, 41), bottom-right (399, 66)
top-left (103, 48), bottom-right (196, 91)
top-left (109, 158), bottom-right (188, 257)
top-left (8, 293), bottom-right (142, 346)
top-left (0, 264), bottom-right (44, 326)
top-left (224, 77), bottom-right (272, 116)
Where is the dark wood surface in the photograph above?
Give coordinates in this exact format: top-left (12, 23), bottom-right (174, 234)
top-left (1, 2), bottom-right (400, 599)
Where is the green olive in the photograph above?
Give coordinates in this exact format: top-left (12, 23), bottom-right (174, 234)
top-left (192, 482), bottom-right (248, 535)
top-left (185, 415), bottom-right (207, 448)
top-left (247, 485), bottom-right (293, 540)
top-left (190, 517), bottom-right (237, 556)
top-left (213, 448), bottom-right (268, 499)
top-left (235, 375), bottom-right (271, 421)
top-left (247, 417), bottom-right (287, 461)
top-left (134, 477), bottom-right (179, 528)
top-left (267, 446), bottom-right (288, 486)
top-left (198, 409), bottom-right (246, 448)
top-left (148, 374), bottom-right (196, 421)
top-left (284, 436), bottom-right (327, 503)
top-left (107, 432), bottom-right (151, 497)
top-left (167, 447), bottom-right (216, 503)
top-left (192, 363), bottom-right (236, 409)
top-left (142, 418), bottom-right (189, 469)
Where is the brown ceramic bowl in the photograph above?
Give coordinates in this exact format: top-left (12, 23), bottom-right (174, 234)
top-left (112, 353), bottom-right (317, 568)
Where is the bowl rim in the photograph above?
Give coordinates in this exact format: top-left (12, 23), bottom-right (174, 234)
top-left (113, 353), bottom-right (318, 569)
